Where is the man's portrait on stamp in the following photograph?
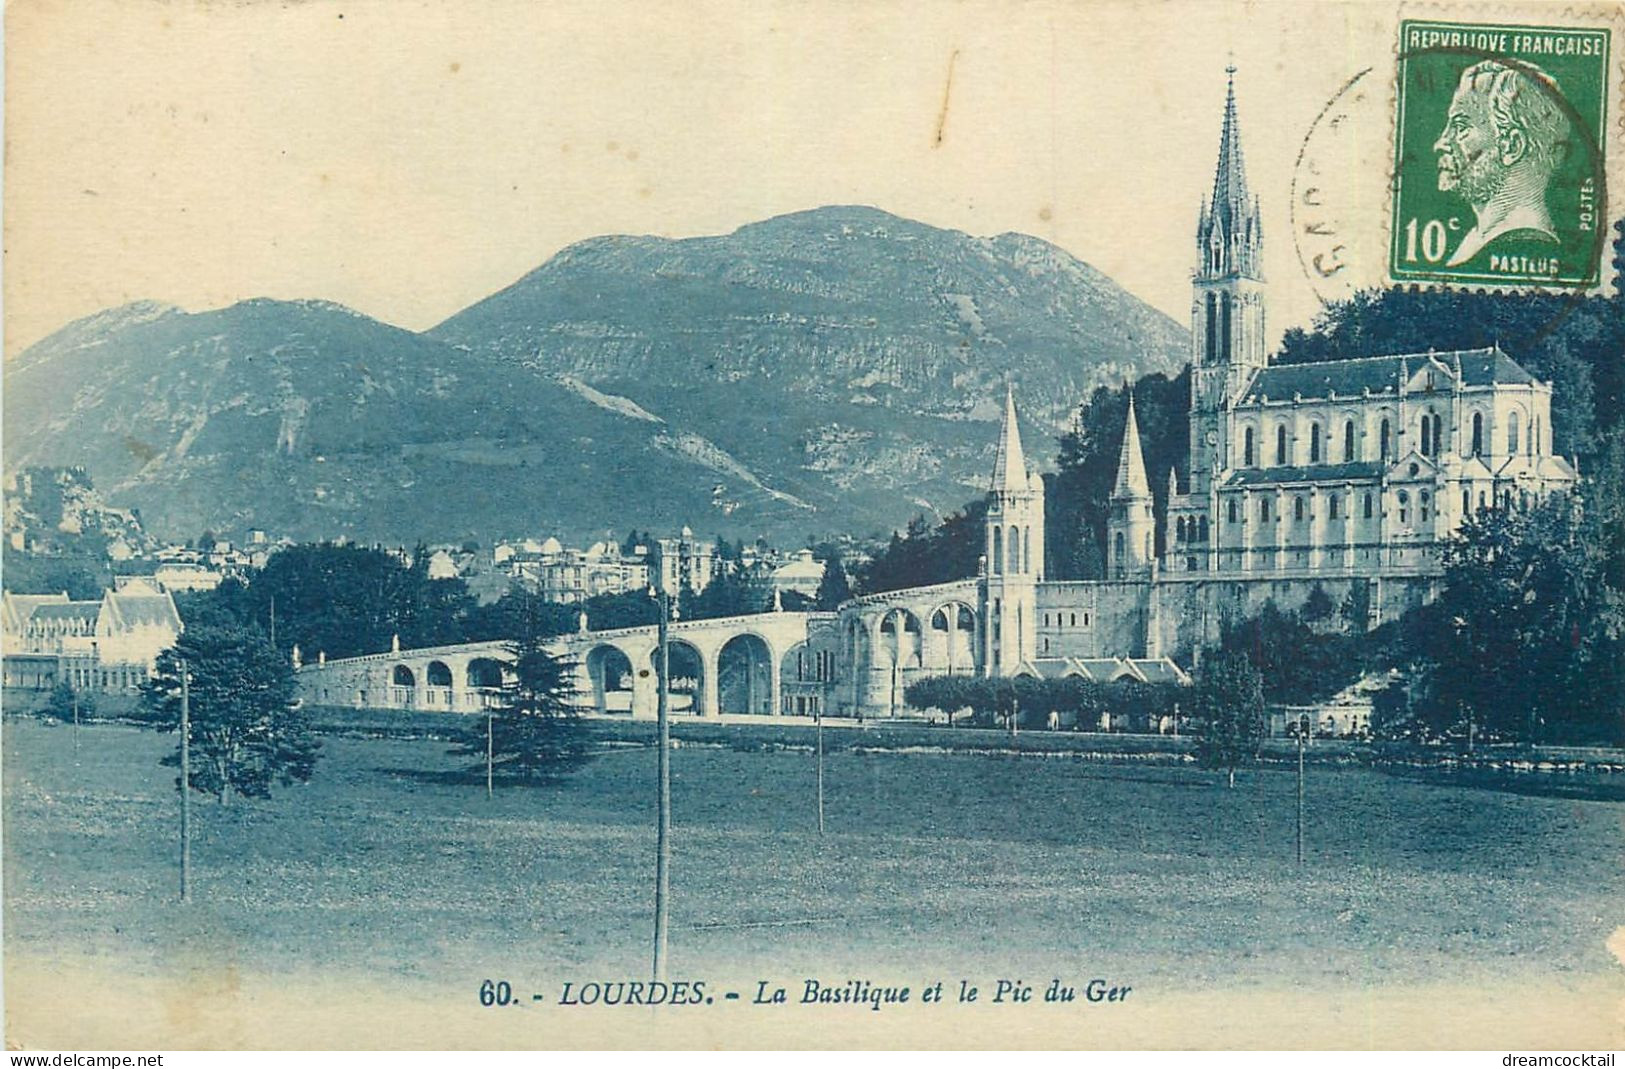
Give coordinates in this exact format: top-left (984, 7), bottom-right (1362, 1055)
top-left (1432, 59), bottom-right (1570, 266)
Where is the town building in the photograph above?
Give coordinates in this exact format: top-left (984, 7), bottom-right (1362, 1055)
top-left (1, 578), bottom-right (183, 692)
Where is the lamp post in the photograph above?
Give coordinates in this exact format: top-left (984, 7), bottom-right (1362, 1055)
top-left (1296, 713), bottom-right (1308, 866)
top-left (179, 659), bottom-right (192, 902)
top-left (651, 584), bottom-right (673, 982)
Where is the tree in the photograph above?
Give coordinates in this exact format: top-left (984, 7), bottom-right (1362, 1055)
top-left (1415, 496), bottom-right (1624, 745)
top-left (1191, 650), bottom-right (1266, 788)
top-left (1048, 370), bottom-right (1190, 579)
top-left (813, 549), bottom-right (853, 610)
top-left (141, 623), bottom-right (318, 804)
top-left (452, 626), bottom-right (594, 783)
top-left (854, 500), bottom-right (988, 595)
top-left (38, 679), bottom-right (94, 723)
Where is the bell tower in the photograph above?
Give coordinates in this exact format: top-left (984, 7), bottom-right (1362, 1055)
top-left (1189, 67), bottom-right (1267, 496)
top-left (982, 387), bottom-right (1044, 674)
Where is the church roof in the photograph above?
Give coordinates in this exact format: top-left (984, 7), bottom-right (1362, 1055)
top-left (1222, 461), bottom-right (1385, 488)
top-left (1111, 394), bottom-right (1152, 500)
top-left (991, 386), bottom-right (1030, 493)
top-left (1241, 346), bottom-right (1536, 404)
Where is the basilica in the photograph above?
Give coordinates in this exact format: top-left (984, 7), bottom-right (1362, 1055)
top-left (805, 72), bottom-right (1578, 716)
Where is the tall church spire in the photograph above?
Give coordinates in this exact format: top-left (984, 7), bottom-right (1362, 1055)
top-left (1112, 392), bottom-right (1152, 501)
top-left (991, 384), bottom-right (1028, 491)
top-left (1197, 66), bottom-right (1262, 281)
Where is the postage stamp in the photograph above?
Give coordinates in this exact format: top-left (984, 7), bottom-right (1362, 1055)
top-left (1390, 19), bottom-right (1612, 289)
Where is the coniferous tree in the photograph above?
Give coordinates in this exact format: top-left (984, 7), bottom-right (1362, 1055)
top-left (141, 623), bottom-right (317, 804)
top-left (1191, 650), bottom-right (1266, 788)
top-left (452, 622), bottom-right (594, 784)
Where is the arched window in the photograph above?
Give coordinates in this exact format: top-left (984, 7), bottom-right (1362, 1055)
top-left (1221, 294), bottom-right (1233, 363)
top-left (1329, 495), bottom-right (1340, 520)
top-left (1113, 531), bottom-right (1125, 566)
top-left (1294, 497), bottom-right (1305, 521)
top-left (1244, 427), bottom-right (1255, 467)
top-left (1024, 527), bottom-right (1033, 574)
top-left (1008, 525), bottom-right (1021, 573)
top-left (1176, 517), bottom-right (1187, 542)
top-left (1380, 419), bottom-right (1392, 460)
top-left (1363, 492), bottom-right (1374, 518)
top-left (1344, 420), bottom-right (1357, 462)
top-left (1508, 415), bottom-right (1520, 454)
top-left (1420, 490), bottom-right (1430, 522)
top-left (1227, 499), bottom-right (1238, 523)
top-left (1199, 516), bottom-right (1210, 541)
top-left (991, 526), bottom-right (1003, 575)
top-left (1462, 489), bottom-right (1470, 514)
top-left (1260, 498), bottom-right (1271, 522)
top-left (1205, 293), bottom-right (1217, 363)
top-left (392, 664), bottom-right (415, 687)
top-left (1471, 412), bottom-right (1483, 455)
top-left (1419, 414), bottom-right (1432, 456)
top-left (1397, 490), bottom-right (1409, 524)
top-left (1276, 425), bottom-right (1288, 465)
top-left (1309, 423), bottom-right (1322, 463)
top-left (1434, 413), bottom-right (1445, 455)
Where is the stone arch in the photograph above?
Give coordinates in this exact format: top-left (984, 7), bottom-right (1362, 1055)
top-left (585, 643), bottom-right (634, 715)
top-left (718, 632), bottom-right (774, 715)
top-left (651, 638), bottom-right (706, 715)
top-left (425, 660), bottom-right (452, 687)
top-left (466, 657), bottom-right (505, 690)
top-left (392, 664), bottom-right (415, 687)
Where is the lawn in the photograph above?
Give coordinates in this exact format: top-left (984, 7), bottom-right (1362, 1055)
top-left (4, 718), bottom-right (1622, 1049)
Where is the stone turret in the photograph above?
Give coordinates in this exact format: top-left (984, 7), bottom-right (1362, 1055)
top-left (1108, 393), bottom-right (1156, 578)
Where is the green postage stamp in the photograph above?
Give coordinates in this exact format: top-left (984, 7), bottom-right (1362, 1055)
top-left (1391, 19), bottom-right (1612, 289)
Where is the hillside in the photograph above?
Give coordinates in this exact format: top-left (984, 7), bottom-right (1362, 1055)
top-left (5, 207), bottom-right (1188, 544)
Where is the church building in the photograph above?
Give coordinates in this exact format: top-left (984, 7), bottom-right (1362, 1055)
top-left (820, 70), bottom-right (1578, 714)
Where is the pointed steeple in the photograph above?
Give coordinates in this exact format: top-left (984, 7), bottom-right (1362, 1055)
top-left (1197, 66), bottom-right (1262, 280)
top-left (1210, 66), bottom-right (1251, 224)
top-left (1113, 393), bottom-right (1152, 501)
top-left (991, 384), bottom-right (1029, 492)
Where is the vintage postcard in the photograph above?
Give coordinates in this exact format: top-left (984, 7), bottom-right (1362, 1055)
top-left (4, 0), bottom-right (1624, 1053)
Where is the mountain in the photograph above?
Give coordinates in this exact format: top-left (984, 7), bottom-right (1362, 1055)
top-left (1, 299), bottom-right (769, 545)
top-left (5, 207), bottom-right (1188, 545)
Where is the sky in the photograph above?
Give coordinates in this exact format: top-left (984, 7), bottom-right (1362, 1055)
top-left (4, 0), bottom-right (1411, 358)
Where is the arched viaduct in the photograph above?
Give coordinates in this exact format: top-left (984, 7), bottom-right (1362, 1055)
top-left (295, 611), bottom-right (832, 719)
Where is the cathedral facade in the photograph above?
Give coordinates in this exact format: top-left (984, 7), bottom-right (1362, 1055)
top-left (818, 72), bottom-right (1577, 717)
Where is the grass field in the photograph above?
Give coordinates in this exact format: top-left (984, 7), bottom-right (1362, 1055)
top-left (4, 718), bottom-right (1623, 1048)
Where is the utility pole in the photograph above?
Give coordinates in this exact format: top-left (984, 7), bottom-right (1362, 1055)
top-left (1296, 714), bottom-right (1306, 866)
top-left (180, 660), bottom-right (192, 902)
top-left (816, 706), bottom-right (825, 835)
top-left (486, 713), bottom-right (494, 800)
top-left (653, 586), bottom-right (672, 982)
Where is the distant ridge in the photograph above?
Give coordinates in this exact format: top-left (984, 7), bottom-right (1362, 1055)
top-left (5, 207), bottom-right (1186, 544)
